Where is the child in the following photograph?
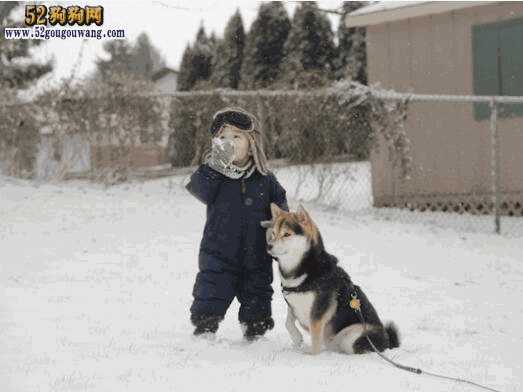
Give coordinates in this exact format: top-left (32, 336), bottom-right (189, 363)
top-left (185, 107), bottom-right (288, 340)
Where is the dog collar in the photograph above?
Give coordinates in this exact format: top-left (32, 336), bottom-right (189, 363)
top-left (281, 284), bottom-right (302, 293)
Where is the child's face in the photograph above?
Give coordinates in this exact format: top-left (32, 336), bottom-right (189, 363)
top-left (217, 124), bottom-right (251, 165)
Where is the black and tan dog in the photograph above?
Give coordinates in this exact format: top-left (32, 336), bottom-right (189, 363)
top-left (261, 203), bottom-right (400, 355)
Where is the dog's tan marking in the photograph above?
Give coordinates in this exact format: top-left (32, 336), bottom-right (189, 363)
top-left (296, 204), bottom-right (321, 246)
top-left (309, 297), bottom-right (337, 355)
top-left (270, 203), bottom-right (284, 219)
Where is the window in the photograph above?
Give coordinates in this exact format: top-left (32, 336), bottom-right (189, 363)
top-left (472, 18), bottom-right (523, 120)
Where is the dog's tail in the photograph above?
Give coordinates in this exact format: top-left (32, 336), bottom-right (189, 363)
top-left (385, 322), bottom-right (400, 349)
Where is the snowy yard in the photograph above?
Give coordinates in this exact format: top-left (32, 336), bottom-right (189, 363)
top-left (1, 172), bottom-right (522, 392)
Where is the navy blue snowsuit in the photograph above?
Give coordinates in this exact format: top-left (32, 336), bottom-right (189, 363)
top-left (185, 163), bottom-right (288, 323)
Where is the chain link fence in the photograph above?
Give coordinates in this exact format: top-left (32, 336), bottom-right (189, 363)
top-left (1, 84), bottom-right (522, 235)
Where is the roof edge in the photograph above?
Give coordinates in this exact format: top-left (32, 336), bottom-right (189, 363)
top-left (345, 1), bottom-right (497, 27)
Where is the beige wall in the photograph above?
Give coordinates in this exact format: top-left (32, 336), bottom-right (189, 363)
top-left (367, 2), bottom-right (523, 215)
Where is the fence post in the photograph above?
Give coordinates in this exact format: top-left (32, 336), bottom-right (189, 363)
top-left (489, 98), bottom-right (501, 234)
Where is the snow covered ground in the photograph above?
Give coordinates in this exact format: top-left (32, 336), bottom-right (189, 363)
top-left (1, 172), bottom-right (522, 392)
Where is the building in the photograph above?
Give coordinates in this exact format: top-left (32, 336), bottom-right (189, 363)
top-left (346, 1), bottom-right (523, 216)
top-left (152, 67), bottom-right (178, 94)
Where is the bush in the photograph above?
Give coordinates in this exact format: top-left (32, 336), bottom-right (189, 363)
top-left (169, 82), bottom-right (410, 178)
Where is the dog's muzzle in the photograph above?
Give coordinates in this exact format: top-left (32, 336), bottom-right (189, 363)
top-left (266, 245), bottom-right (279, 262)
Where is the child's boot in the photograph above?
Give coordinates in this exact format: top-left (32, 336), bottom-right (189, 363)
top-left (242, 317), bottom-right (274, 341)
top-left (191, 314), bottom-right (223, 336)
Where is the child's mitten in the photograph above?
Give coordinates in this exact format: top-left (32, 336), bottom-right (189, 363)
top-left (207, 138), bottom-right (235, 174)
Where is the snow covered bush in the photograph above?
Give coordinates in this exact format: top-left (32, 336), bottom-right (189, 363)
top-left (169, 82), bottom-right (411, 179)
top-left (1, 80), bottom-right (410, 183)
top-left (0, 100), bottom-right (40, 178)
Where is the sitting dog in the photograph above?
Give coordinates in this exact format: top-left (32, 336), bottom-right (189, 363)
top-left (261, 203), bottom-right (400, 355)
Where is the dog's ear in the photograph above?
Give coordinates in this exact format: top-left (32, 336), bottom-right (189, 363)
top-left (296, 204), bottom-right (310, 224)
top-left (260, 220), bottom-right (273, 228)
top-left (270, 203), bottom-right (283, 219)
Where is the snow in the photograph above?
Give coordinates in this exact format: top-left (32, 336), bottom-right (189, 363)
top-left (1, 169), bottom-right (522, 392)
top-left (348, 1), bottom-right (429, 17)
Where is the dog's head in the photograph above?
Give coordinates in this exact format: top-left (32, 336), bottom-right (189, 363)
top-left (261, 203), bottom-right (322, 263)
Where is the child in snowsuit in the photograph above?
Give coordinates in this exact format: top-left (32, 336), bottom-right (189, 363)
top-left (185, 107), bottom-right (288, 340)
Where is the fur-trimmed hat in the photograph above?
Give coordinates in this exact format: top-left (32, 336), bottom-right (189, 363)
top-left (204, 107), bottom-right (270, 176)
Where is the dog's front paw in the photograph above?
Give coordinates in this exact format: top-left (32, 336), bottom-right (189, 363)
top-left (304, 345), bottom-right (322, 355)
top-left (288, 330), bottom-right (303, 348)
top-left (290, 335), bottom-right (303, 348)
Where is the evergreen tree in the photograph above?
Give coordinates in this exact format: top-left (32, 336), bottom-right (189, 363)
top-left (240, 2), bottom-right (291, 89)
top-left (209, 31), bottom-right (217, 47)
top-left (190, 25), bottom-right (213, 89)
top-left (176, 43), bottom-right (195, 91)
top-left (96, 32), bottom-right (165, 81)
top-left (0, 2), bottom-right (52, 90)
top-left (279, 2), bottom-right (337, 89)
top-left (336, 1), bottom-right (367, 84)
top-left (210, 9), bottom-right (245, 89)
top-left (207, 32), bottom-right (218, 80)
top-left (95, 40), bottom-right (136, 80)
top-left (132, 32), bottom-right (165, 79)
